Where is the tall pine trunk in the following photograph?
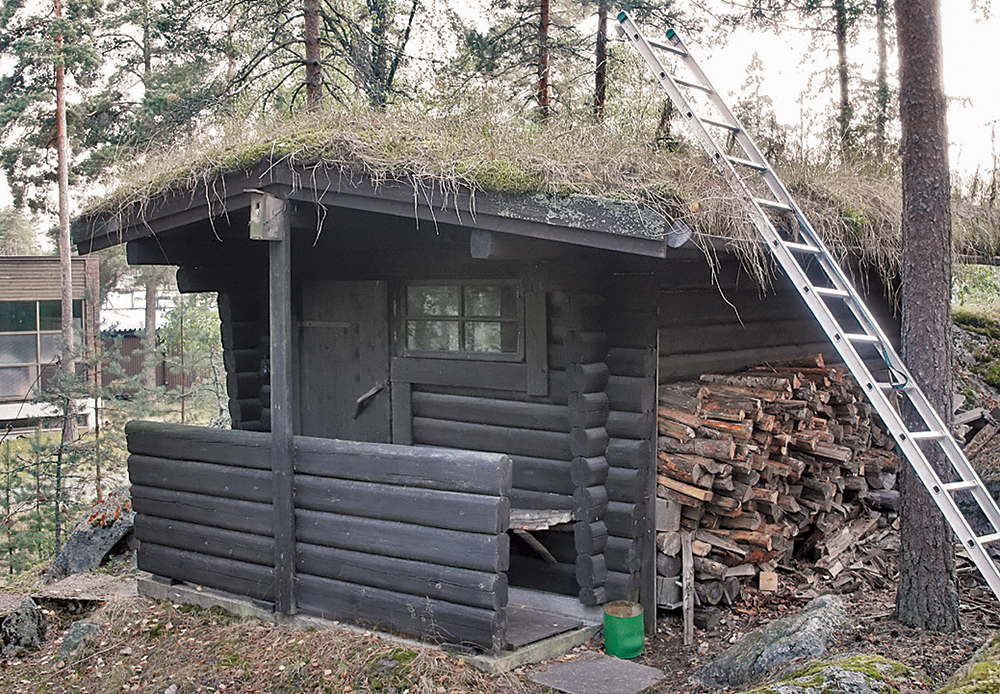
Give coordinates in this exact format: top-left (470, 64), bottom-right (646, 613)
top-left (875, 0), bottom-right (890, 157)
top-left (304, 0), bottom-right (322, 109)
top-left (894, 0), bottom-right (960, 632)
top-left (594, 0), bottom-right (608, 120)
top-left (834, 0), bottom-right (851, 155)
top-left (537, 0), bottom-right (551, 119)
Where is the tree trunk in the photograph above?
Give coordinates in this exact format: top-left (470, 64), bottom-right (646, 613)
top-left (893, 0), bottom-right (959, 632)
top-left (834, 0), bottom-right (851, 156)
top-left (875, 0), bottom-right (889, 156)
top-left (304, 0), bottom-right (322, 109)
top-left (594, 0), bottom-right (608, 121)
top-left (55, 0), bottom-right (77, 446)
top-left (143, 279), bottom-right (159, 390)
top-left (537, 0), bottom-right (551, 119)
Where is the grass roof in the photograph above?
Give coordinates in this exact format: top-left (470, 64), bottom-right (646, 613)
top-left (86, 103), bottom-right (1000, 286)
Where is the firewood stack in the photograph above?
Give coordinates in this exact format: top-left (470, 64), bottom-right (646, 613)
top-left (655, 354), bottom-right (902, 613)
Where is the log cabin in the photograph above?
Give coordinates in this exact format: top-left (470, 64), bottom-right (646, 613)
top-left (71, 115), bottom-right (903, 653)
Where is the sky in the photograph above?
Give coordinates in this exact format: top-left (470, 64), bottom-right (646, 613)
top-left (1, 3), bottom-right (998, 210)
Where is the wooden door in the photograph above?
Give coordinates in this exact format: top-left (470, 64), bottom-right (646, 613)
top-left (299, 281), bottom-right (390, 442)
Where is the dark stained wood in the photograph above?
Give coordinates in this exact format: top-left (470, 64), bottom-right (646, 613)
top-left (510, 456), bottom-right (574, 495)
top-left (571, 456), bottom-right (609, 487)
top-left (129, 455), bottom-right (271, 503)
top-left (130, 485), bottom-right (273, 536)
top-left (412, 417), bottom-right (572, 460)
top-left (607, 375), bottom-right (656, 413)
top-left (295, 509), bottom-right (509, 573)
top-left (297, 574), bottom-right (504, 651)
top-left (525, 281), bottom-right (549, 396)
top-left (570, 427), bottom-right (609, 458)
top-left (576, 553), bottom-right (608, 587)
top-left (565, 331), bottom-right (609, 363)
top-left (573, 485), bottom-right (609, 521)
top-left (567, 362), bottom-right (609, 394)
top-left (392, 357), bottom-right (529, 392)
top-left (508, 488), bottom-right (575, 511)
top-left (295, 474), bottom-right (509, 533)
top-left (134, 516), bottom-right (273, 566)
top-left (294, 436), bottom-right (512, 495)
top-left (606, 411), bottom-right (656, 439)
top-left (138, 543), bottom-right (275, 602)
top-left (607, 438), bottom-right (651, 469)
top-left (269, 214), bottom-right (296, 615)
top-left (391, 381), bottom-right (412, 444)
top-left (411, 391), bottom-right (569, 432)
top-left (574, 520), bottom-right (608, 554)
top-left (297, 542), bottom-right (506, 610)
top-left (607, 467), bottom-right (641, 503)
top-left (126, 421), bottom-right (271, 469)
top-left (607, 347), bottom-right (656, 378)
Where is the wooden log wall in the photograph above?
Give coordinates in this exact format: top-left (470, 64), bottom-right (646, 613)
top-left (218, 287), bottom-right (269, 431)
top-left (567, 331), bottom-right (610, 606)
top-left (604, 274), bottom-right (658, 627)
top-left (126, 421), bottom-right (512, 651)
top-left (657, 260), bottom-right (832, 383)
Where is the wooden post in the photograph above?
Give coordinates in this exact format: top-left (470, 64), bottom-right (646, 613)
top-left (252, 192), bottom-right (296, 614)
top-left (682, 532), bottom-right (694, 646)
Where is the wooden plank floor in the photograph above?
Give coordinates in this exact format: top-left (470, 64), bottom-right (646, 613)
top-left (505, 605), bottom-right (583, 649)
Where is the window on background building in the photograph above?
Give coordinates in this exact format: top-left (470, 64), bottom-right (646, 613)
top-left (402, 283), bottom-right (522, 359)
top-left (0, 301), bottom-right (82, 400)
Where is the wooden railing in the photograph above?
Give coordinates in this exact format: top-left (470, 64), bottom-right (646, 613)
top-left (126, 421), bottom-right (512, 650)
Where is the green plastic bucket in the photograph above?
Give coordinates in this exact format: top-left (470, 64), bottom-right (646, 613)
top-left (603, 600), bottom-right (644, 658)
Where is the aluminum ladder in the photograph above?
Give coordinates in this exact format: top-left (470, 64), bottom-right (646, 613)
top-left (616, 11), bottom-right (1000, 600)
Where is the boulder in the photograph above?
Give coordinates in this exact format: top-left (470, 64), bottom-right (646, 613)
top-left (738, 654), bottom-right (927, 694)
top-left (46, 486), bottom-right (136, 581)
top-left (59, 620), bottom-right (98, 661)
top-left (691, 594), bottom-right (847, 690)
top-left (1, 597), bottom-right (47, 654)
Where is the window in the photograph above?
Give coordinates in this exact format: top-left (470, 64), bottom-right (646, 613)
top-left (0, 301), bottom-right (82, 400)
top-left (402, 282), bottom-right (521, 358)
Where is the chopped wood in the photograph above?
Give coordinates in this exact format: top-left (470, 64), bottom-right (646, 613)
top-left (658, 418), bottom-right (697, 441)
top-left (657, 452), bottom-right (707, 486)
top-left (658, 474), bottom-right (714, 502)
top-left (658, 435), bottom-right (736, 461)
top-left (657, 405), bottom-right (705, 430)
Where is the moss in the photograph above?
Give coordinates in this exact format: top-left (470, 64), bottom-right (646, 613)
top-left (742, 654), bottom-right (926, 694)
top-left (454, 158), bottom-right (545, 194)
top-left (937, 634), bottom-right (1000, 694)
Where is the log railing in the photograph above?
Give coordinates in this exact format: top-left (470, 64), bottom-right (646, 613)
top-left (126, 421), bottom-right (512, 651)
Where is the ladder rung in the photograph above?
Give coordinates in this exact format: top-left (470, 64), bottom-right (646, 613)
top-left (841, 333), bottom-right (881, 344)
top-left (703, 117), bottom-right (740, 133)
top-left (754, 198), bottom-right (793, 213)
top-left (648, 38), bottom-right (686, 56)
top-left (813, 287), bottom-right (851, 299)
top-left (876, 381), bottom-right (913, 391)
top-left (727, 156), bottom-right (766, 172)
top-left (943, 480), bottom-right (978, 492)
top-left (977, 532), bottom-right (1000, 546)
top-left (672, 76), bottom-right (713, 94)
top-left (910, 431), bottom-right (946, 441)
top-left (782, 241), bottom-right (822, 255)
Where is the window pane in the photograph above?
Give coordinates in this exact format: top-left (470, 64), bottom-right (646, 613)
top-left (0, 366), bottom-right (33, 399)
top-left (0, 335), bottom-right (36, 365)
top-left (40, 334), bottom-right (61, 363)
top-left (38, 301), bottom-right (61, 331)
top-left (407, 286), bottom-right (459, 317)
top-left (465, 321), bottom-right (519, 353)
top-left (465, 285), bottom-right (517, 318)
top-left (407, 320), bottom-right (459, 351)
top-left (0, 302), bottom-right (35, 332)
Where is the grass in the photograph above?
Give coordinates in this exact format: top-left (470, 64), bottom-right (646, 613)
top-left (954, 306), bottom-right (1000, 389)
top-left (81, 100), bottom-right (1000, 289)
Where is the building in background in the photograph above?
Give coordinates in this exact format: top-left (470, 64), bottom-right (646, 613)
top-left (0, 256), bottom-right (100, 431)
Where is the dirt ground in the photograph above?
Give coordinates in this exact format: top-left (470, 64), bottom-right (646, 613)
top-left (632, 572), bottom-right (999, 692)
top-left (0, 561), bottom-right (996, 693)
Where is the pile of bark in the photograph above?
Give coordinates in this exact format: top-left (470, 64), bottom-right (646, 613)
top-left (655, 354), bottom-right (902, 616)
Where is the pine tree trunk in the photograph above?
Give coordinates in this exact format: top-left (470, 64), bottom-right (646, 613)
top-left (143, 280), bottom-right (159, 390)
top-left (537, 0), bottom-right (551, 119)
top-left (55, 0), bottom-right (77, 446)
top-left (834, 0), bottom-right (851, 155)
top-left (594, 0), bottom-right (608, 120)
top-left (304, 0), bottom-right (322, 109)
top-left (894, 0), bottom-right (960, 632)
top-left (875, 0), bottom-right (890, 156)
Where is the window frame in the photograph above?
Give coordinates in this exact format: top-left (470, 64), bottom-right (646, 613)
top-left (0, 300), bottom-right (83, 401)
top-left (398, 280), bottom-right (525, 362)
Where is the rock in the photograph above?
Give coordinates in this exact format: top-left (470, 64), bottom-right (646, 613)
top-left (936, 633), bottom-right (1000, 694)
top-left (59, 620), bottom-right (98, 660)
top-left (691, 595), bottom-right (847, 690)
top-left (46, 486), bottom-right (136, 581)
top-left (738, 654), bottom-right (927, 694)
top-left (1, 597), bottom-right (47, 654)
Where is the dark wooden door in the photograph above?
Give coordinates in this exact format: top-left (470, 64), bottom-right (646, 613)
top-left (299, 281), bottom-right (390, 442)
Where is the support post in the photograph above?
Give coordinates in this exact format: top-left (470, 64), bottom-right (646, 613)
top-left (252, 192), bottom-right (296, 614)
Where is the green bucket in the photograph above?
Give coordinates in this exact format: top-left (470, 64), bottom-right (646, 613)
top-left (603, 600), bottom-right (644, 658)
